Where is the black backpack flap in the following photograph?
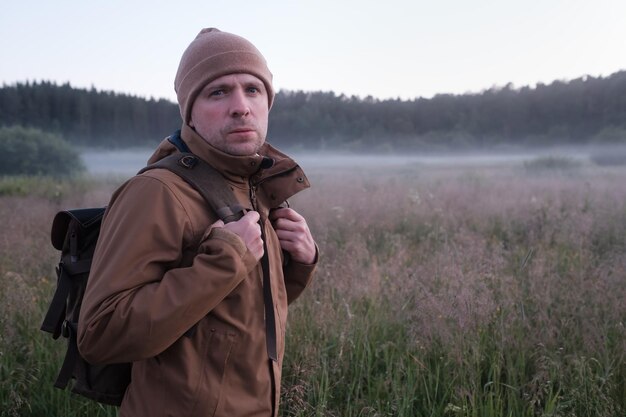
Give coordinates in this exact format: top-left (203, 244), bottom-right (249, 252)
top-left (44, 207), bottom-right (106, 336)
top-left (51, 208), bottom-right (106, 250)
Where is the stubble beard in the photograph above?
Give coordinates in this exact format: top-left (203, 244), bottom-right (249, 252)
top-left (217, 122), bottom-right (266, 156)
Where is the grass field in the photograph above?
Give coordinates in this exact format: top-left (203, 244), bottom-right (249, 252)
top-left (1, 159), bottom-right (625, 416)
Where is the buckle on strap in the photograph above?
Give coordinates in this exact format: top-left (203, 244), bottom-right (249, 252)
top-left (61, 320), bottom-right (70, 338)
top-left (178, 155), bottom-right (197, 169)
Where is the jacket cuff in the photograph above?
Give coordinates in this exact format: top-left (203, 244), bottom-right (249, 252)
top-left (203, 227), bottom-right (247, 256)
top-left (286, 256), bottom-right (317, 277)
top-left (200, 227), bottom-right (259, 272)
top-left (283, 243), bottom-right (318, 304)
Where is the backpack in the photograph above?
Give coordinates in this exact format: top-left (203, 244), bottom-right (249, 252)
top-left (40, 131), bottom-right (245, 406)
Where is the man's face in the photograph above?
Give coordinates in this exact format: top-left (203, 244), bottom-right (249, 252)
top-left (189, 73), bottom-right (269, 156)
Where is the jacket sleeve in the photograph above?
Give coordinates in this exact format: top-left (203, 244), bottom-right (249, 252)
top-left (283, 244), bottom-right (318, 304)
top-left (77, 175), bottom-right (258, 364)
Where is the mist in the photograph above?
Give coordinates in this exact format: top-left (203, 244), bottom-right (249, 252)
top-left (80, 143), bottom-right (626, 177)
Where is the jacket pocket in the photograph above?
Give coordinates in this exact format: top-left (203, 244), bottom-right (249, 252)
top-left (190, 327), bottom-right (238, 416)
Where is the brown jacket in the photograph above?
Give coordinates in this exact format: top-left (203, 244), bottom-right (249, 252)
top-left (77, 125), bottom-right (317, 417)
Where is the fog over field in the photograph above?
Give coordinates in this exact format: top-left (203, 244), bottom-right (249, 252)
top-left (81, 144), bottom-right (626, 176)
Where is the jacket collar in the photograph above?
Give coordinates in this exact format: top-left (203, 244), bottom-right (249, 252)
top-left (181, 124), bottom-right (266, 183)
top-left (147, 124), bottom-right (310, 194)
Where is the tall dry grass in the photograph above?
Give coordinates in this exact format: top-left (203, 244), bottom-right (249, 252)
top-left (282, 163), bottom-right (626, 416)
top-left (0, 163), bottom-right (624, 416)
top-left (0, 177), bottom-right (121, 417)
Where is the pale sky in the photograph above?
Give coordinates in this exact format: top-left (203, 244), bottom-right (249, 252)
top-left (2, 0), bottom-right (626, 102)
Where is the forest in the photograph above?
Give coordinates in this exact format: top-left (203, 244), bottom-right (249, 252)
top-left (1, 70), bottom-right (626, 151)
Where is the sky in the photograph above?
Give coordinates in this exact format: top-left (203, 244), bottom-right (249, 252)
top-left (2, 0), bottom-right (626, 102)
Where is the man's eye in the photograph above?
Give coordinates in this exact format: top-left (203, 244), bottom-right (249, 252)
top-left (209, 89), bottom-right (224, 97)
top-left (247, 87), bottom-right (260, 93)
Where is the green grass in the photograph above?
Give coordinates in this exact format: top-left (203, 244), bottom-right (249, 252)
top-left (0, 175), bottom-right (104, 200)
top-left (280, 295), bottom-right (625, 417)
top-left (1, 166), bottom-right (625, 417)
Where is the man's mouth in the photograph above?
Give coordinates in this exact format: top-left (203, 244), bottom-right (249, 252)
top-left (229, 127), bottom-right (255, 134)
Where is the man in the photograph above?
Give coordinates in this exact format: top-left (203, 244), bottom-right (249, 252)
top-left (78, 28), bottom-right (317, 416)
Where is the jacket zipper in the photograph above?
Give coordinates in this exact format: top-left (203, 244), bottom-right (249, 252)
top-left (249, 180), bottom-right (258, 211)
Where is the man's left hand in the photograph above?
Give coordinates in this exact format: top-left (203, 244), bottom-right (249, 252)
top-left (269, 208), bottom-right (316, 264)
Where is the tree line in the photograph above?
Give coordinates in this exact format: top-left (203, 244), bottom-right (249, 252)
top-left (0, 81), bottom-right (179, 147)
top-left (1, 71), bottom-right (626, 151)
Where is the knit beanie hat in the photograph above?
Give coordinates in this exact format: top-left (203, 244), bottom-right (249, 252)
top-left (174, 28), bottom-right (274, 123)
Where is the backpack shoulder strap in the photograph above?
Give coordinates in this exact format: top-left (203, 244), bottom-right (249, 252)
top-left (138, 132), bottom-right (245, 223)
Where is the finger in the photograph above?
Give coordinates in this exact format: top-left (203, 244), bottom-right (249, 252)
top-left (243, 210), bottom-right (261, 223)
top-left (276, 229), bottom-right (314, 249)
top-left (274, 228), bottom-right (301, 243)
top-left (273, 217), bottom-right (308, 233)
top-left (276, 237), bottom-right (316, 264)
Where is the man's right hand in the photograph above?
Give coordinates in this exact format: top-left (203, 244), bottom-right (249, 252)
top-left (212, 211), bottom-right (264, 261)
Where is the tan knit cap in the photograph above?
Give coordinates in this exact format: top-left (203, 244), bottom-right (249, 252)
top-left (174, 28), bottom-right (274, 123)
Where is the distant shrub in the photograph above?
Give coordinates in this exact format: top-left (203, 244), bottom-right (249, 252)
top-left (0, 125), bottom-right (85, 176)
top-left (590, 150), bottom-right (626, 166)
top-left (523, 156), bottom-right (581, 173)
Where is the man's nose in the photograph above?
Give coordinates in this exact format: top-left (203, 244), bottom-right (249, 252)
top-left (230, 89), bottom-right (250, 117)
